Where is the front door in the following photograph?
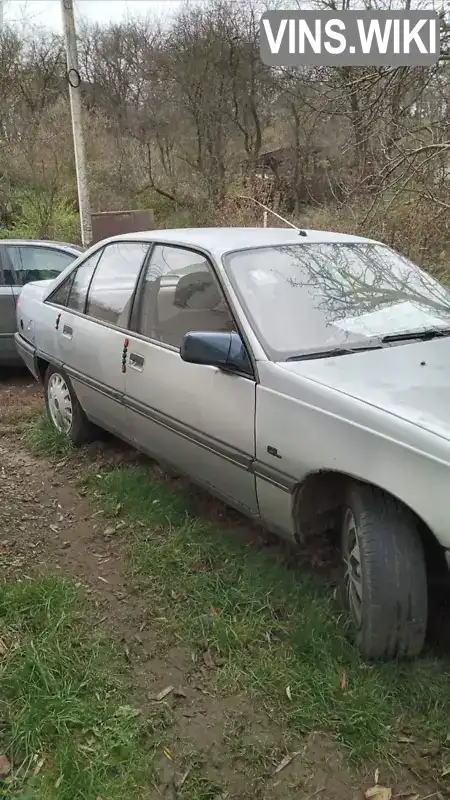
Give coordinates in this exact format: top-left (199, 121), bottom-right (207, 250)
top-left (46, 241), bottom-right (150, 437)
top-left (0, 249), bottom-right (16, 362)
top-left (124, 243), bottom-right (258, 515)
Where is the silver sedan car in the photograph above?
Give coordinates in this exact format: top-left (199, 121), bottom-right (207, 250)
top-left (0, 239), bottom-right (82, 365)
top-left (14, 227), bottom-right (450, 660)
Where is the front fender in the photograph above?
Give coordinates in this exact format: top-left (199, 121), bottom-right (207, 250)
top-left (255, 365), bottom-right (450, 549)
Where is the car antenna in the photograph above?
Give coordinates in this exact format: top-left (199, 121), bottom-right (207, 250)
top-left (236, 195), bottom-right (308, 235)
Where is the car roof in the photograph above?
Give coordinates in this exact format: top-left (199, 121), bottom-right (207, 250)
top-left (100, 227), bottom-right (380, 258)
top-left (0, 239), bottom-right (82, 252)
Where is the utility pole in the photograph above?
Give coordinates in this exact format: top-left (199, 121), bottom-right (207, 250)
top-left (60, 0), bottom-right (92, 246)
top-left (0, 0), bottom-right (4, 30)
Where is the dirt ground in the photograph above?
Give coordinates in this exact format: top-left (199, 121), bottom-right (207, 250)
top-left (0, 368), bottom-right (445, 800)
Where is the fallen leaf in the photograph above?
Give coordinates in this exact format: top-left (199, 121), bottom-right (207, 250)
top-left (163, 748), bottom-right (173, 761)
top-left (54, 776), bottom-right (63, 789)
top-left (33, 757), bottom-right (45, 776)
top-left (339, 671), bottom-right (348, 691)
top-left (374, 768), bottom-right (380, 785)
top-left (98, 576), bottom-right (108, 584)
top-left (0, 755), bottom-right (11, 778)
top-left (285, 685), bottom-right (292, 701)
top-left (398, 737), bottom-right (415, 744)
top-left (364, 787), bottom-right (392, 800)
top-left (173, 687), bottom-right (187, 698)
top-left (211, 608), bottom-right (221, 616)
top-left (152, 686), bottom-right (174, 702)
top-left (274, 750), bottom-right (302, 774)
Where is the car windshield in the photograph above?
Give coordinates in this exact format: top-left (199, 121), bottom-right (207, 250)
top-left (222, 242), bottom-right (450, 360)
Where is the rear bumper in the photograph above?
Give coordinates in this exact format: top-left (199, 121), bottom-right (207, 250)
top-left (14, 332), bottom-right (41, 382)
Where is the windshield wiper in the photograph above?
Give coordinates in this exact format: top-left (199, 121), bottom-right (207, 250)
top-left (286, 343), bottom-right (383, 361)
top-left (381, 327), bottom-right (450, 344)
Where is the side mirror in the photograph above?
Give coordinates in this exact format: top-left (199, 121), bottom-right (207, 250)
top-left (180, 331), bottom-right (252, 375)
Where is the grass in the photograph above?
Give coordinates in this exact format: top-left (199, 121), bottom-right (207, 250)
top-left (20, 417), bottom-right (450, 783)
top-left (83, 465), bottom-right (450, 770)
top-left (0, 577), bottom-right (169, 799)
top-left (23, 415), bottom-right (75, 459)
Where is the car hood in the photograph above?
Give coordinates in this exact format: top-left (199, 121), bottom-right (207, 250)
top-left (278, 336), bottom-right (450, 442)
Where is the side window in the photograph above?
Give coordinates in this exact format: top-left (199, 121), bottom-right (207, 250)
top-left (85, 241), bottom-right (149, 327)
top-left (6, 245), bottom-right (76, 285)
top-left (2, 246), bottom-right (22, 285)
top-left (68, 251), bottom-right (103, 312)
top-left (47, 272), bottom-right (76, 307)
top-left (47, 250), bottom-right (102, 310)
top-left (136, 245), bottom-right (236, 349)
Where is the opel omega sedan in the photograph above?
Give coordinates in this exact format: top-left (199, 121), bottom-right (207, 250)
top-left (14, 227), bottom-right (450, 660)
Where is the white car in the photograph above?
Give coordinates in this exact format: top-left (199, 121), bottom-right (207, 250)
top-left (14, 227), bottom-right (450, 660)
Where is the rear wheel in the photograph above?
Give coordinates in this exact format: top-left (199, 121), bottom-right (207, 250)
top-left (341, 482), bottom-right (428, 660)
top-left (44, 365), bottom-right (94, 446)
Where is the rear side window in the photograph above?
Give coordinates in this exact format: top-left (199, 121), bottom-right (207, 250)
top-left (5, 245), bottom-right (76, 285)
top-left (85, 242), bottom-right (149, 327)
top-left (47, 250), bottom-right (103, 310)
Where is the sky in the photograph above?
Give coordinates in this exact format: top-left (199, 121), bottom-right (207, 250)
top-left (2, 0), bottom-right (200, 33)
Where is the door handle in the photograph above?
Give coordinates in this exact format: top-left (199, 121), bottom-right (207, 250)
top-left (129, 352), bottom-right (144, 371)
top-left (62, 324), bottom-right (73, 339)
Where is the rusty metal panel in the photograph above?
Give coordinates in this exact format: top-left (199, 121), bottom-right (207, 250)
top-left (91, 209), bottom-right (154, 244)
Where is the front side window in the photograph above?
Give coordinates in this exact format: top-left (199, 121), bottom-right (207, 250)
top-left (85, 242), bottom-right (149, 326)
top-left (223, 242), bottom-right (450, 361)
top-left (47, 250), bottom-right (103, 310)
top-left (5, 245), bottom-right (76, 286)
top-left (136, 244), bottom-right (236, 349)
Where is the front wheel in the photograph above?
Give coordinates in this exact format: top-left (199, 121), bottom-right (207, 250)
top-left (341, 482), bottom-right (428, 660)
top-left (44, 365), bottom-right (94, 446)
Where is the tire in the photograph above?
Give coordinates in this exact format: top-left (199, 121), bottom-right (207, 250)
top-left (44, 365), bottom-right (94, 446)
top-left (341, 482), bottom-right (428, 661)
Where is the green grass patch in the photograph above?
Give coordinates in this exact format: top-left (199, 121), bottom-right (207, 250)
top-left (0, 576), bottom-right (169, 799)
top-left (24, 415), bottom-right (75, 459)
top-left (85, 465), bottom-right (450, 767)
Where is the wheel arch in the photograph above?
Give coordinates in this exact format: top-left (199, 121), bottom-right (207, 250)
top-left (35, 355), bottom-right (50, 383)
top-left (292, 468), bottom-right (442, 573)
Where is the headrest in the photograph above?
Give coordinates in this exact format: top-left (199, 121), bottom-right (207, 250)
top-left (174, 270), bottom-right (222, 310)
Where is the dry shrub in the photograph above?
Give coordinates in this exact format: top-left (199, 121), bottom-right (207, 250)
top-left (302, 195), bottom-right (450, 276)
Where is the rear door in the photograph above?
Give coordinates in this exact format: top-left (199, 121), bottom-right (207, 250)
top-left (47, 241), bottom-right (150, 437)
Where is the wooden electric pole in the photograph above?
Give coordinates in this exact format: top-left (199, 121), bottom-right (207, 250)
top-left (60, 0), bottom-right (92, 246)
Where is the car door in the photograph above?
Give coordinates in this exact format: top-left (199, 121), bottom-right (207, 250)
top-left (47, 241), bottom-right (150, 437)
top-left (4, 243), bottom-right (77, 305)
top-left (0, 248), bottom-right (17, 362)
top-left (124, 243), bottom-right (258, 515)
